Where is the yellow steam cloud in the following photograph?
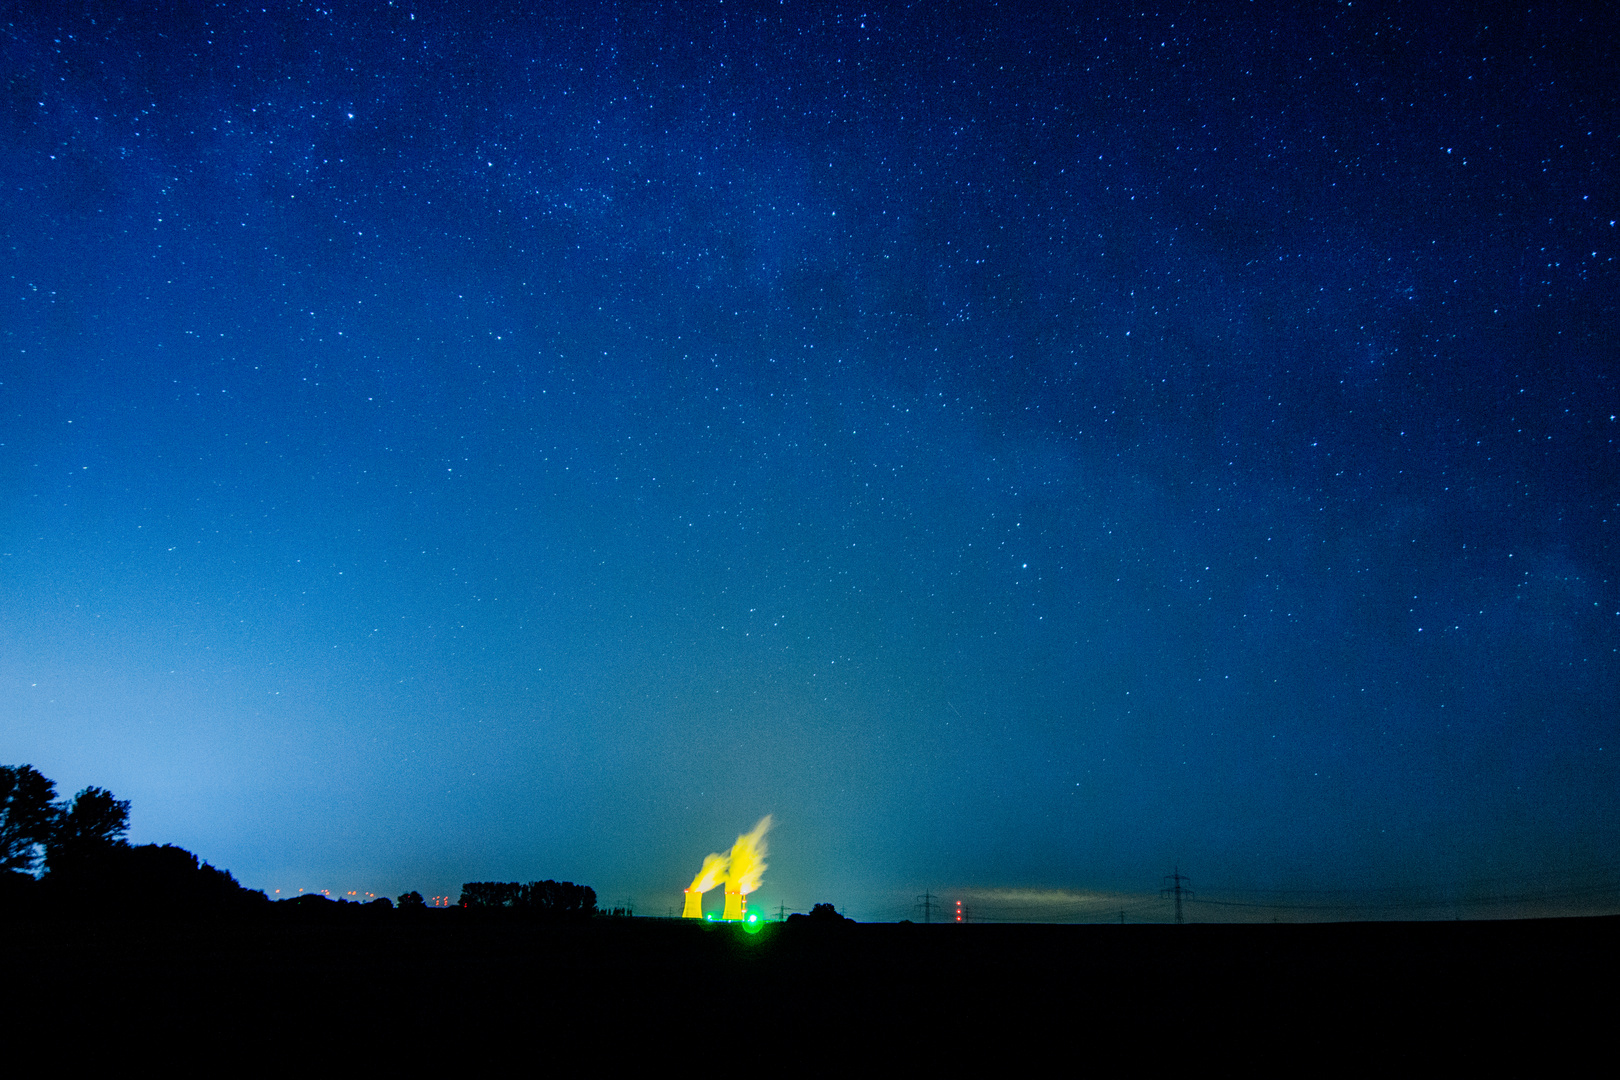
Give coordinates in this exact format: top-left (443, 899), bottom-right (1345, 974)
top-left (688, 851), bottom-right (730, 895)
top-left (721, 815), bottom-right (772, 920)
top-left (725, 815), bottom-right (772, 896)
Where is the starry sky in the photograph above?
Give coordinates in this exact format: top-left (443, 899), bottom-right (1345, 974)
top-left (2, 2), bottom-right (1616, 921)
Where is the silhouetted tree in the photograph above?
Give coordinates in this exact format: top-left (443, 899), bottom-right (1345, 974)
top-left (397, 890), bottom-right (426, 909)
top-left (47, 786), bottom-right (131, 872)
top-left (460, 881), bottom-right (524, 909)
top-left (524, 879), bottom-right (597, 918)
top-left (3, 768), bottom-right (266, 916)
top-left (0, 764), bottom-right (58, 874)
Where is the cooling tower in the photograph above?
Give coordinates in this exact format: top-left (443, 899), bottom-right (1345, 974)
top-left (682, 889), bottom-right (704, 919)
top-left (722, 888), bottom-right (744, 921)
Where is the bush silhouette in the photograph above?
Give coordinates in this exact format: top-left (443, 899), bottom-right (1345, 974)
top-left (788, 903), bottom-right (853, 926)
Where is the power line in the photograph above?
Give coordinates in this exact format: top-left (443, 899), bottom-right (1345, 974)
top-left (1191, 878), bottom-right (1620, 914)
top-left (899, 866), bottom-right (1620, 925)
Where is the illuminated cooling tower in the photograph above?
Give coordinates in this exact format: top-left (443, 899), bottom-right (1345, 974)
top-left (722, 888), bottom-right (744, 921)
top-left (683, 851), bottom-right (729, 918)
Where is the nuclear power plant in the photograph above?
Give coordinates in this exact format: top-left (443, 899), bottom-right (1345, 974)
top-left (682, 815), bottom-right (772, 921)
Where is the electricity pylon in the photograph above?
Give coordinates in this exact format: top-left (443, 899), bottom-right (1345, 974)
top-left (1161, 867), bottom-right (1193, 924)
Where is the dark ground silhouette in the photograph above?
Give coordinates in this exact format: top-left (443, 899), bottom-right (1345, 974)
top-left (3, 765), bottom-right (1609, 1064)
top-left (0, 909), bottom-right (1611, 1067)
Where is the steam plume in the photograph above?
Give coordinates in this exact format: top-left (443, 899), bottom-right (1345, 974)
top-left (721, 815), bottom-right (772, 920)
top-left (689, 851), bottom-right (730, 894)
top-left (725, 815), bottom-right (772, 895)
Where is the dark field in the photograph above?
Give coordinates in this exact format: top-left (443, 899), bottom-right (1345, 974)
top-left (3, 913), bottom-right (1612, 1065)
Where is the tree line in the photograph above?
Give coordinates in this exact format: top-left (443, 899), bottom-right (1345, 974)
top-left (4, 763), bottom-right (603, 920)
top-left (459, 879), bottom-right (598, 918)
top-left (1, 763), bottom-right (266, 914)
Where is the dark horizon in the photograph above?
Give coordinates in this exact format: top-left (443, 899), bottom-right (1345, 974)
top-left (2, 2), bottom-right (1616, 921)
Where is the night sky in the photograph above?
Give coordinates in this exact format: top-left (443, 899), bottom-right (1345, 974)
top-left (3, 2), bottom-right (1616, 921)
